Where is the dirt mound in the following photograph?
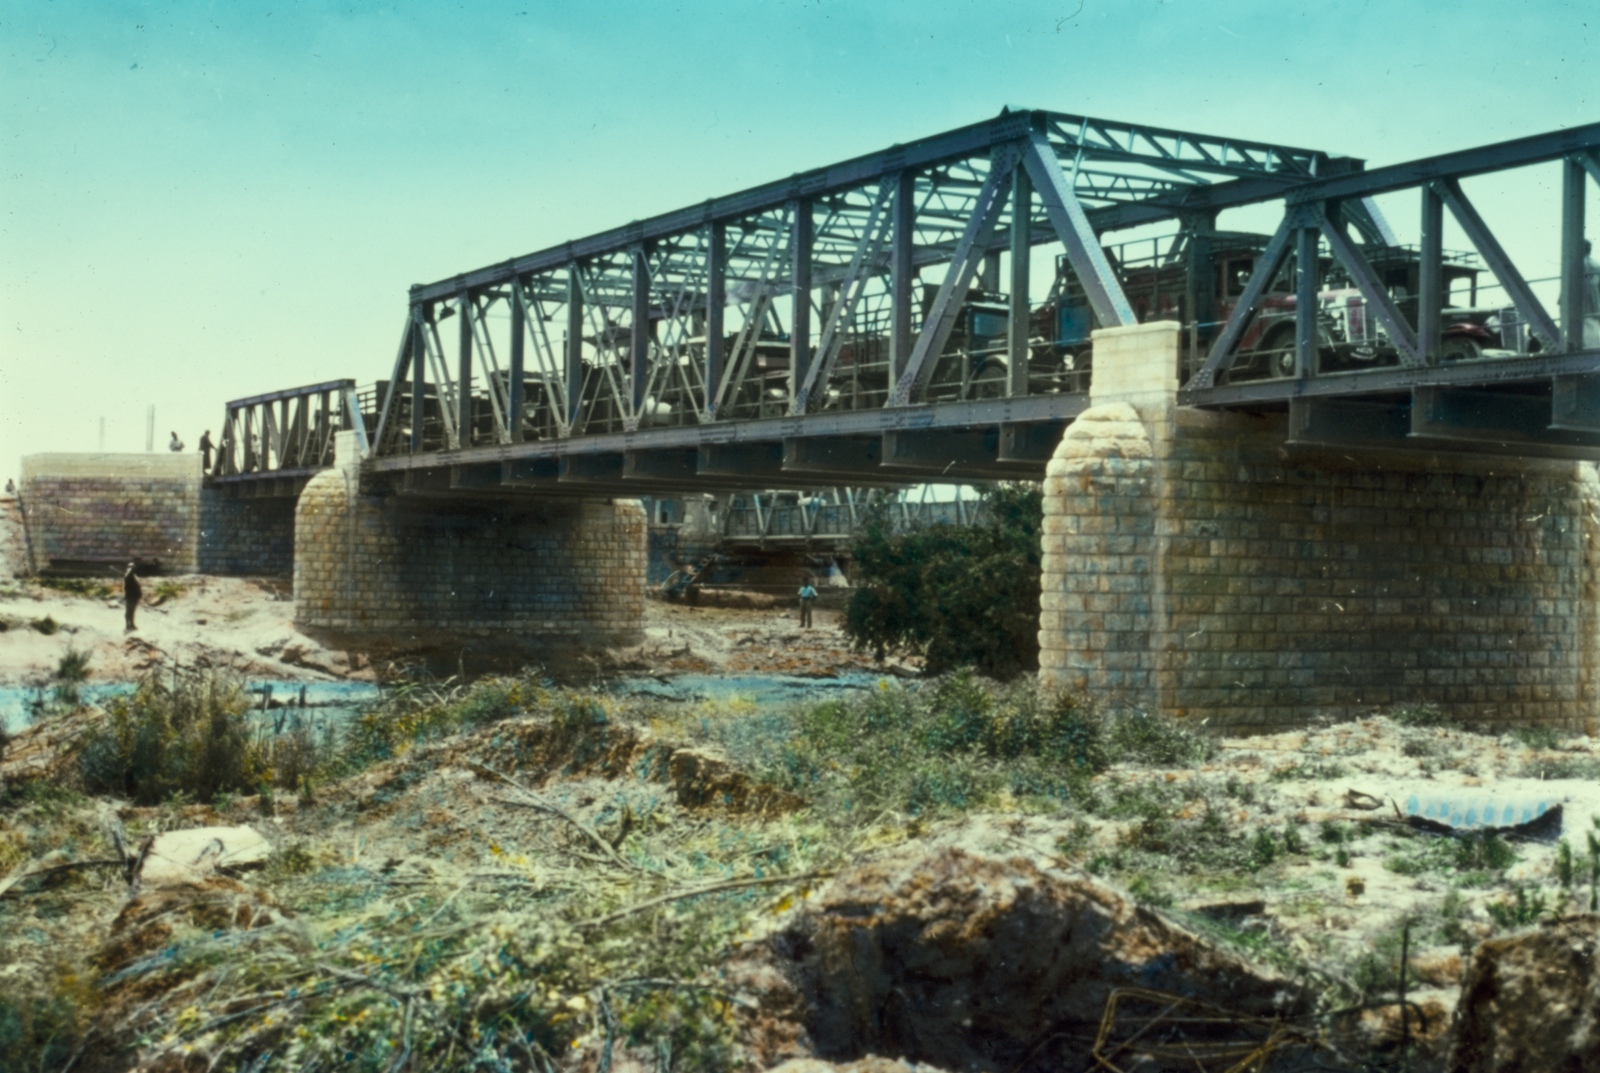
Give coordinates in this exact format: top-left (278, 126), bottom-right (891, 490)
top-left (746, 846), bottom-right (1314, 1072)
top-left (450, 712), bottom-right (808, 817)
top-left (1451, 915), bottom-right (1600, 1073)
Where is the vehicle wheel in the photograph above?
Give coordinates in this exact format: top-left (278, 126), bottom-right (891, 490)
top-left (1439, 336), bottom-right (1483, 362)
top-left (1258, 325), bottom-right (1297, 378)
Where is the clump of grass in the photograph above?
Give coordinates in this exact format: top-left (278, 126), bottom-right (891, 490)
top-left (338, 673), bottom-right (555, 769)
top-left (37, 576), bottom-right (114, 600)
top-left (54, 648), bottom-right (91, 683)
top-left (150, 580), bottom-right (187, 603)
top-left (1519, 755), bottom-right (1600, 780)
top-left (1512, 724), bottom-right (1572, 750)
top-left (29, 616), bottom-right (58, 635)
top-left (731, 673), bottom-right (1106, 816)
top-left (78, 669), bottom-right (260, 803)
top-left (1388, 703), bottom-right (1454, 728)
top-left (1102, 709), bottom-right (1217, 767)
top-left (1486, 886), bottom-right (1551, 930)
top-left (77, 666), bottom-right (338, 804)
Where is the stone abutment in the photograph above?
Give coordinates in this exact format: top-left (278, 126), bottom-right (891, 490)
top-left (292, 451), bottom-right (646, 670)
top-left (1041, 321), bottom-right (1600, 735)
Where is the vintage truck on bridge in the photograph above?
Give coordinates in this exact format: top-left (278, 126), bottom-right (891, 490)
top-left (1044, 231), bottom-right (1520, 383)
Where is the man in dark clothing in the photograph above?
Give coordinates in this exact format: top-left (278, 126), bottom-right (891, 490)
top-left (199, 430), bottom-right (215, 472)
top-left (123, 563), bottom-right (141, 632)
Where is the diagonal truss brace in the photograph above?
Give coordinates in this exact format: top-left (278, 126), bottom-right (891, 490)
top-left (372, 311), bottom-right (421, 455)
top-left (1022, 129), bottom-right (1137, 328)
top-left (1319, 210), bottom-right (1422, 366)
top-left (888, 145), bottom-right (1021, 406)
top-left (1190, 217), bottom-right (1295, 390)
top-left (793, 181), bottom-right (894, 414)
top-left (511, 285), bottom-right (573, 437)
top-left (1435, 178), bottom-right (1562, 352)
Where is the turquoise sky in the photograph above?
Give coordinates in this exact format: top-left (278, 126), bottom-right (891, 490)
top-left (2, 0), bottom-right (1595, 470)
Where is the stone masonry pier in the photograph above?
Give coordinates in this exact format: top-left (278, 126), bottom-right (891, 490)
top-left (1040, 322), bottom-right (1600, 735)
top-left (292, 437), bottom-right (646, 670)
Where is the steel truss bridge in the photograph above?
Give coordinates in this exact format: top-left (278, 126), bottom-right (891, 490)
top-left (210, 109), bottom-right (1600, 496)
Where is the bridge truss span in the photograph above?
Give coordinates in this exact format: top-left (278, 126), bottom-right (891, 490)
top-left (362, 109), bottom-right (1337, 494)
top-left (235, 108), bottom-right (1600, 499)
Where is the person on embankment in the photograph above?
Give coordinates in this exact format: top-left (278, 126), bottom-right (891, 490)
top-left (123, 562), bottom-right (141, 632)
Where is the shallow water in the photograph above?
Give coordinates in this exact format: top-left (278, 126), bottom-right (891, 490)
top-left (0, 679), bottom-right (382, 734)
top-left (606, 671), bottom-right (890, 707)
top-left (2, 671), bottom-right (895, 735)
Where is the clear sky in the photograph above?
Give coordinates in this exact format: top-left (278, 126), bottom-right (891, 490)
top-left (2, 0), bottom-right (1595, 474)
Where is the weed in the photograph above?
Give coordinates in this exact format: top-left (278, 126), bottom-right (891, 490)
top-left (54, 647), bottom-right (91, 683)
top-left (1056, 820), bottom-right (1096, 860)
top-left (37, 576), bottom-right (114, 600)
top-left (1250, 829), bottom-right (1280, 871)
top-left (1513, 724), bottom-right (1571, 750)
top-left (1486, 886), bottom-right (1550, 930)
top-left (1389, 703), bottom-right (1453, 728)
top-left (746, 676), bottom-right (1104, 817)
top-left (1102, 709), bottom-right (1217, 767)
top-left (1520, 755), bottom-right (1600, 780)
top-left (1125, 873), bottom-right (1173, 907)
top-left (1558, 839), bottom-right (1576, 888)
top-left (1455, 830), bottom-right (1517, 873)
top-left (29, 616), bottom-right (58, 635)
top-left (1270, 760), bottom-right (1348, 781)
top-left (77, 667), bottom-right (328, 804)
top-left (1223, 774), bottom-right (1257, 805)
top-left (151, 580), bottom-right (186, 603)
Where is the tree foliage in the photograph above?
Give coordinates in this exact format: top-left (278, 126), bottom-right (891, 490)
top-left (844, 483), bottom-right (1043, 678)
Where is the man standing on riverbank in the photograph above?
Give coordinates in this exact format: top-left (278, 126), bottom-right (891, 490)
top-left (798, 578), bottom-right (818, 629)
top-left (123, 562), bottom-right (141, 631)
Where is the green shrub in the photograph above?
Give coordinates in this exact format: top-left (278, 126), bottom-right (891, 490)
top-left (844, 483), bottom-right (1042, 678)
top-left (730, 675), bottom-right (1103, 817)
top-left (77, 669), bottom-right (331, 804)
top-left (54, 647), bottom-right (91, 683)
top-left (339, 675), bottom-right (544, 768)
top-left (1486, 886), bottom-right (1550, 930)
top-left (1103, 710), bottom-right (1217, 766)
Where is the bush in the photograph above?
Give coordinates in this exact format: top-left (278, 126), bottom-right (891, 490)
top-left (727, 674), bottom-right (1104, 817)
top-left (78, 668), bottom-right (331, 804)
top-left (844, 483), bottom-right (1042, 678)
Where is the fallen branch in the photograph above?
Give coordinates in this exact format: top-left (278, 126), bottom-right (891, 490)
top-left (0, 857), bottom-right (127, 900)
top-left (466, 762), bottom-right (647, 874)
top-left (578, 870), bottom-right (832, 930)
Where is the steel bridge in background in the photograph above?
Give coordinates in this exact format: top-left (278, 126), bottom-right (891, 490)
top-left (213, 109), bottom-right (1600, 496)
top-left (709, 485), bottom-right (985, 545)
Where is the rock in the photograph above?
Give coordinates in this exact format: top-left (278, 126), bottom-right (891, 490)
top-left (136, 824), bottom-right (271, 887)
top-left (1451, 915), bottom-right (1600, 1073)
top-left (759, 846), bottom-right (1313, 1072)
